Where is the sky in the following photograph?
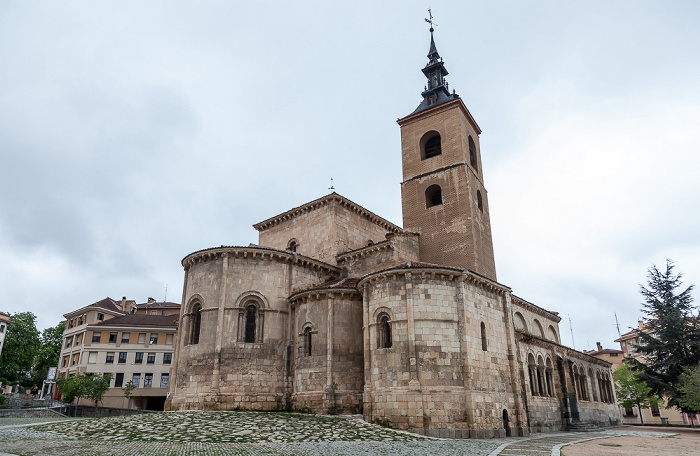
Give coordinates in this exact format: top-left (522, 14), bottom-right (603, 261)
top-left (1, 1), bottom-right (699, 352)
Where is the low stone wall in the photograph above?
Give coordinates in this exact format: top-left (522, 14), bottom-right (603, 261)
top-left (0, 408), bottom-right (67, 418)
top-left (59, 405), bottom-right (155, 418)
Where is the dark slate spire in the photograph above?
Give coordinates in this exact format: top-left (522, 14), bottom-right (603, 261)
top-left (410, 22), bottom-right (459, 116)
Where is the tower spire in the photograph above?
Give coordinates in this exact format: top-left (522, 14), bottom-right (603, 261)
top-left (411, 10), bottom-right (459, 115)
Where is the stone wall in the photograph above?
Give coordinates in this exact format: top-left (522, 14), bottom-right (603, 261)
top-left (257, 198), bottom-right (393, 265)
top-left (337, 233), bottom-right (420, 277)
top-left (170, 247), bottom-right (335, 411)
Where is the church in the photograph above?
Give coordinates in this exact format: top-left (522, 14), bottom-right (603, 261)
top-left (166, 26), bottom-right (621, 438)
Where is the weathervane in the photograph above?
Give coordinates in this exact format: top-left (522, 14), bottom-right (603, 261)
top-left (425, 8), bottom-right (437, 31)
top-left (329, 177), bottom-right (335, 191)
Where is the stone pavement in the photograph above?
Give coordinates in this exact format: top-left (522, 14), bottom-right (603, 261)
top-left (0, 412), bottom-right (678, 456)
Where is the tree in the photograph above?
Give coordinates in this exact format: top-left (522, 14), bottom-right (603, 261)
top-left (614, 361), bottom-right (663, 424)
top-left (122, 380), bottom-right (136, 400)
top-left (83, 373), bottom-right (112, 406)
top-left (677, 364), bottom-right (700, 413)
top-left (635, 260), bottom-right (700, 410)
top-left (34, 321), bottom-right (66, 385)
top-left (0, 312), bottom-right (41, 385)
top-left (56, 375), bottom-right (85, 404)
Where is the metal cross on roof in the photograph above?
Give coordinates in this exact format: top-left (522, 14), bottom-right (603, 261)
top-left (425, 8), bottom-right (437, 31)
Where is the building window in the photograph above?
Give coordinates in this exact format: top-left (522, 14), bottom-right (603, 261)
top-left (163, 353), bottom-right (172, 364)
top-left (97, 313), bottom-right (104, 321)
top-left (481, 322), bottom-right (487, 351)
top-left (378, 314), bottom-right (392, 349)
top-left (151, 311), bottom-right (157, 315)
top-left (132, 374), bottom-right (141, 387)
top-left (425, 184), bottom-right (443, 208)
top-left (287, 239), bottom-right (298, 252)
top-left (88, 352), bottom-right (97, 364)
top-left (144, 373), bottom-right (153, 387)
top-left (114, 373), bottom-right (124, 388)
top-left (118, 352), bottom-right (127, 364)
top-left (65, 337), bottom-right (72, 348)
top-left (147, 353), bottom-right (156, 364)
top-left (245, 304), bottom-right (257, 343)
top-left (0, 324), bottom-right (4, 333)
top-left (161, 310), bottom-right (166, 316)
top-left (477, 190), bottom-right (483, 212)
top-left (72, 353), bottom-right (79, 365)
top-left (135, 352), bottom-right (144, 364)
top-left (651, 405), bottom-right (660, 417)
top-left (191, 304), bottom-right (202, 345)
top-left (160, 374), bottom-right (170, 388)
top-left (150, 334), bottom-right (158, 345)
top-left (105, 352), bottom-right (114, 364)
top-left (304, 327), bottom-right (312, 356)
top-left (121, 333), bottom-right (130, 343)
top-left (109, 333), bottom-right (117, 343)
top-left (421, 131), bottom-right (442, 159)
top-left (92, 333), bottom-right (101, 343)
top-left (469, 135), bottom-right (478, 172)
top-left (62, 356), bottom-right (69, 367)
top-left (624, 408), bottom-right (635, 417)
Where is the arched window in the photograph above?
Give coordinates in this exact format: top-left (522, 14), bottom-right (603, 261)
top-left (533, 319), bottom-right (545, 338)
top-left (191, 304), bottom-right (202, 345)
top-left (477, 190), bottom-right (483, 212)
top-left (528, 353), bottom-right (538, 395)
top-left (547, 325), bottom-right (559, 343)
top-left (245, 304), bottom-right (257, 343)
top-left (481, 322), bottom-right (487, 351)
top-left (304, 327), bottom-right (312, 356)
top-left (287, 239), bottom-right (298, 252)
top-left (420, 131), bottom-right (442, 159)
top-left (425, 185), bottom-right (442, 208)
top-left (378, 314), bottom-right (392, 349)
top-left (513, 312), bottom-right (528, 332)
top-left (469, 136), bottom-right (478, 172)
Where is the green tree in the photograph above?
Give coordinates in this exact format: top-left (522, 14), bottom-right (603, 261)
top-left (634, 260), bottom-right (700, 410)
top-left (34, 321), bottom-right (66, 385)
top-left (0, 312), bottom-right (41, 385)
top-left (122, 380), bottom-right (136, 399)
top-left (614, 361), bottom-right (663, 424)
top-left (677, 364), bottom-right (700, 412)
top-left (56, 375), bottom-right (85, 404)
top-left (83, 373), bottom-right (112, 406)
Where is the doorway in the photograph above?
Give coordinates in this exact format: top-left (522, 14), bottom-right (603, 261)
top-left (503, 409), bottom-right (511, 436)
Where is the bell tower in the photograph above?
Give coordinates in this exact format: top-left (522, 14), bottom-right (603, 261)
top-left (398, 25), bottom-right (497, 281)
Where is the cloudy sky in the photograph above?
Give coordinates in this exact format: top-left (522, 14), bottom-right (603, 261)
top-left (2, 1), bottom-right (699, 351)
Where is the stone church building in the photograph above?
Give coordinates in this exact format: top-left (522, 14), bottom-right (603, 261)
top-left (166, 29), bottom-right (620, 438)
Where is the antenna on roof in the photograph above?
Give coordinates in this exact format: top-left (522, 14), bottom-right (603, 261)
top-left (329, 177), bottom-right (335, 191)
top-left (568, 314), bottom-right (576, 350)
top-left (164, 284), bottom-right (168, 303)
top-left (614, 310), bottom-right (621, 338)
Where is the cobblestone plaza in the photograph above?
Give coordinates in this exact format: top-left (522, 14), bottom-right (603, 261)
top-left (0, 412), bottom-right (677, 456)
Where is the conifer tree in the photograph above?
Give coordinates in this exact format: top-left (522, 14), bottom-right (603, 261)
top-left (635, 260), bottom-right (700, 410)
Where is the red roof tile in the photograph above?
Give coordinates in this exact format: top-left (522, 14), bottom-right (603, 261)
top-left (91, 314), bottom-right (178, 328)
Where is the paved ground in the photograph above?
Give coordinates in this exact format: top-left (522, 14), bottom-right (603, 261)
top-left (0, 412), bottom-right (683, 456)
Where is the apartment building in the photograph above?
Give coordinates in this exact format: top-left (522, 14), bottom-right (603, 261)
top-left (57, 297), bottom-right (179, 410)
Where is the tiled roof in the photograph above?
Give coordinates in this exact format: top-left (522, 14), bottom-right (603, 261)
top-left (253, 192), bottom-right (403, 234)
top-left (134, 301), bottom-right (181, 308)
top-left (91, 314), bottom-right (178, 328)
top-left (311, 277), bottom-right (360, 291)
top-left (593, 349), bottom-right (624, 355)
top-left (614, 328), bottom-right (642, 342)
top-left (89, 298), bottom-right (122, 313)
top-left (364, 261), bottom-right (464, 278)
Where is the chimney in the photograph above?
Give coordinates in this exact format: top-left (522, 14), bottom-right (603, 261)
top-left (121, 296), bottom-right (126, 310)
top-left (148, 297), bottom-right (156, 304)
top-left (596, 342), bottom-right (602, 352)
top-left (638, 320), bottom-right (644, 329)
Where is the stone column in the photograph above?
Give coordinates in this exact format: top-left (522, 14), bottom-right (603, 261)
top-left (212, 253), bottom-right (229, 398)
top-left (362, 283), bottom-right (372, 420)
top-left (502, 292), bottom-right (528, 436)
top-left (325, 293), bottom-right (335, 413)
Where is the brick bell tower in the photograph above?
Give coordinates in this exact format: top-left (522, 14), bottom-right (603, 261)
top-left (398, 24), bottom-right (497, 281)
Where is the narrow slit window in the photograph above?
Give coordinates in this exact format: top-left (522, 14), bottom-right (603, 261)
top-left (469, 136), bottom-right (478, 172)
top-left (481, 322), bottom-right (487, 351)
top-left (378, 314), bottom-right (392, 349)
top-left (245, 304), bottom-right (257, 343)
top-left (191, 304), bottom-right (202, 345)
